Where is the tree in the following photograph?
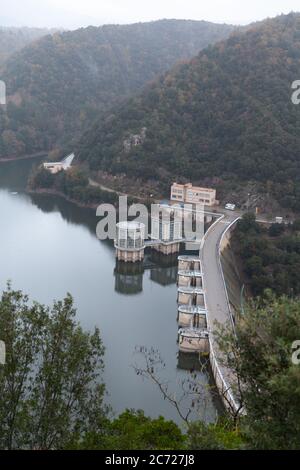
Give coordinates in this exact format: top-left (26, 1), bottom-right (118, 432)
top-left (187, 419), bottom-right (244, 450)
top-left (75, 410), bottom-right (185, 450)
top-left (216, 294), bottom-right (300, 449)
top-left (292, 219), bottom-right (300, 232)
top-left (29, 167), bottom-right (55, 189)
top-left (132, 348), bottom-right (247, 449)
top-left (237, 213), bottom-right (260, 234)
top-left (233, 215), bottom-right (300, 298)
top-left (133, 347), bottom-right (216, 425)
top-left (268, 223), bottom-right (285, 237)
top-left (0, 285), bottom-right (107, 450)
top-left (245, 255), bottom-right (263, 276)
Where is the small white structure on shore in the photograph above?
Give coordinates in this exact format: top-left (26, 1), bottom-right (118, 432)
top-left (43, 153), bottom-right (75, 174)
top-left (115, 221), bottom-right (146, 263)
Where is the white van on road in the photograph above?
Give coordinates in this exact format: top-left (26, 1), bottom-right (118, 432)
top-left (225, 203), bottom-right (236, 211)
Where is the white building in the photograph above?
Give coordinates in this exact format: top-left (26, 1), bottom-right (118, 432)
top-left (151, 206), bottom-right (182, 243)
top-left (150, 205), bottom-right (182, 255)
top-left (43, 153), bottom-right (75, 174)
top-left (115, 221), bottom-right (146, 263)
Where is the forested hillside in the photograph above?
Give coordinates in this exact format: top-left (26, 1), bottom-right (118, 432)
top-left (78, 13), bottom-right (300, 210)
top-left (0, 20), bottom-right (234, 160)
top-left (232, 214), bottom-right (300, 297)
top-left (0, 27), bottom-right (55, 65)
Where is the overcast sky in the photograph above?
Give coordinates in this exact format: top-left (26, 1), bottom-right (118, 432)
top-left (1, 0), bottom-right (300, 29)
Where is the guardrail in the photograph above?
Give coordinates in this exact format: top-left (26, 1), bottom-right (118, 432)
top-left (200, 213), bottom-right (224, 251)
top-left (218, 217), bottom-right (241, 333)
top-left (200, 215), bottom-right (241, 414)
top-left (209, 342), bottom-right (240, 413)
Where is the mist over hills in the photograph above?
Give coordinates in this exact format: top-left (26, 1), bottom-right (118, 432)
top-left (0, 19), bottom-right (235, 160)
top-left (0, 26), bottom-right (57, 66)
top-left (77, 13), bottom-right (300, 209)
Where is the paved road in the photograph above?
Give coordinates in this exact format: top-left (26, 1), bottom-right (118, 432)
top-left (88, 178), bottom-right (149, 202)
top-left (88, 178), bottom-right (124, 195)
top-left (201, 214), bottom-right (240, 410)
top-left (201, 215), bottom-right (236, 329)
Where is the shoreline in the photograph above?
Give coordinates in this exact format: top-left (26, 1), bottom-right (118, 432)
top-left (0, 152), bottom-right (47, 163)
top-left (27, 186), bottom-right (152, 211)
top-left (27, 188), bottom-right (99, 210)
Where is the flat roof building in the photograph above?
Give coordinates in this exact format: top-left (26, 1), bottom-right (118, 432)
top-left (171, 183), bottom-right (217, 207)
top-left (43, 153), bottom-right (75, 174)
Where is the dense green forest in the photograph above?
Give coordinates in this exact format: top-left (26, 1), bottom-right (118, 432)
top-left (1, 285), bottom-right (300, 449)
top-left (78, 13), bottom-right (300, 210)
top-left (0, 27), bottom-right (55, 66)
top-left (232, 213), bottom-right (300, 297)
top-left (0, 20), bottom-right (234, 160)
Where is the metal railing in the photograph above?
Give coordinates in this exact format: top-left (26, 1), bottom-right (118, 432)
top-left (200, 216), bottom-right (241, 414)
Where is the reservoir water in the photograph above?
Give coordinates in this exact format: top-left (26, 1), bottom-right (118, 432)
top-left (0, 158), bottom-right (217, 424)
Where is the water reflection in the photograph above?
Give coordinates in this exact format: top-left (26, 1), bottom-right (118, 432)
top-left (0, 157), bottom-right (219, 423)
top-left (0, 157), bottom-right (45, 191)
top-left (177, 351), bottom-right (208, 372)
top-left (176, 352), bottom-right (223, 418)
top-left (114, 251), bottom-right (180, 295)
top-left (150, 261), bottom-right (178, 286)
top-left (114, 261), bottom-right (144, 295)
top-left (30, 193), bottom-right (98, 237)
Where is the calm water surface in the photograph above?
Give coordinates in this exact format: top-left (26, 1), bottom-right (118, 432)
top-left (0, 158), bottom-right (217, 423)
